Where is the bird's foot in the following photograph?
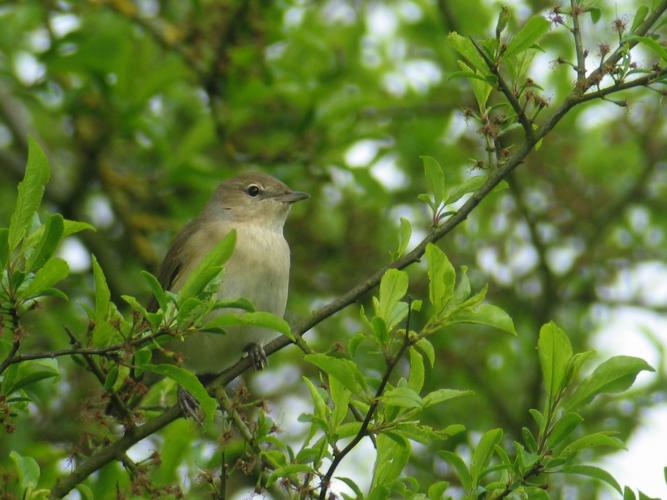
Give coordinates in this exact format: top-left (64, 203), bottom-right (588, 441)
top-left (177, 386), bottom-right (203, 424)
top-left (244, 343), bottom-right (268, 370)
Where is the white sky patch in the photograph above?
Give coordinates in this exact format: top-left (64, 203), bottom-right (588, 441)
top-left (382, 71), bottom-right (407, 96)
top-left (58, 237), bottom-right (91, 273)
top-left (136, 0), bottom-right (159, 17)
top-left (324, 436), bottom-right (375, 496)
top-left (50, 13), bottom-right (80, 37)
top-left (127, 437), bottom-right (156, 462)
top-left (87, 194), bottom-right (114, 229)
top-left (400, 59), bottom-right (442, 93)
top-left (366, 4), bottom-right (398, 39)
top-left (442, 112), bottom-right (467, 145)
top-left (284, 6), bottom-right (305, 28)
top-left (577, 101), bottom-right (626, 130)
top-left (28, 29), bottom-right (51, 52)
top-left (321, 0), bottom-right (356, 25)
top-left (371, 155), bottom-right (408, 191)
top-left (14, 51), bottom-right (45, 85)
top-left (345, 139), bottom-right (382, 167)
top-left (397, 0), bottom-right (422, 22)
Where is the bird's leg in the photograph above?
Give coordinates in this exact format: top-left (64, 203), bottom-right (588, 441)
top-left (177, 386), bottom-right (203, 424)
top-left (244, 343), bottom-right (268, 370)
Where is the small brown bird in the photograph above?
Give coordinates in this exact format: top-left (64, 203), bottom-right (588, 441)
top-left (154, 172), bottom-right (309, 374)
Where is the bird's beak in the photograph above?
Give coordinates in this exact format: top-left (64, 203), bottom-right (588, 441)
top-left (274, 190), bottom-right (310, 203)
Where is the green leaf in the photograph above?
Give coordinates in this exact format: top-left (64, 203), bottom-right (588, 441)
top-left (0, 228), bottom-right (8, 270)
top-left (504, 16), bottom-right (550, 58)
top-left (9, 450), bottom-right (40, 491)
top-left (425, 243), bottom-right (455, 311)
top-left (26, 213), bottom-right (64, 272)
top-left (538, 322), bottom-right (573, 410)
top-left (447, 32), bottom-right (488, 74)
top-left (422, 156), bottom-right (446, 206)
top-left (371, 433), bottom-right (410, 490)
top-left (336, 477), bottom-right (364, 498)
top-left (408, 347), bottom-right (425, 392)
top-left (381, 386), bottom-right (423, 408)
top-left (304, 354), bottom-right (367, 395)
top-left (589, 7), bottom-right (602, 24)
top-left (23, 257), bottom-right (69, 298)
top-left (267, 464), bottom-right (316, 487)
top-left (438, 450), bottom-right (472, 491)
top-left (446, 176), bottom-right (486, 205)
top-left (329, 375), bottom-right (351, 428)
top-left (416, 338), bottom-right (435, 367)
top-left (177, 229), bottom-right (236, 301)
top-left (141, 270), bottom-right (168, 311)
top-left (471, 428), bottom-right (503, 485)
top-left (8, 359), bottom-right (60, 394)
top-left (142, 363), bottom-right (217, 423)
top-left (631, 6), bottom-right (649, 32)
top-left (394, 217), bottom-right (412, 258)
top-left (303, 377), bottom-right (328, 422)
top-left (566, 355), bottom-right (654, 410)
top-left (63, 219), bottom-right (96, 237)
top-left (560, 464), bottom-right (622, 493)
top-left (547, 412), bottom-right (583, 449)
top-left (428, 480), bottom-right (449, 500)
top-left (92, 255), bottom-right (110, 321)
top-left (9, 138), bottom-right (51, 251)
top-left (203, 311), bottom-right (293, 340)
top-left (626, 34), bottom-right (667, 62)
top-left (422, 388), bottom-right (473, 408)
top-left (560, 432), bottom-right (625, 458)
top-left (624, 486), bottom-right (637, 500)
top-left (449, 303), bottom-right (516, 335)
top-left (376, 268), bottom-right (409, 330)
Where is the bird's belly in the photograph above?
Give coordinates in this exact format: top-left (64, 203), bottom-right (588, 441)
top-left (175, 227), bottom-right (290, 374)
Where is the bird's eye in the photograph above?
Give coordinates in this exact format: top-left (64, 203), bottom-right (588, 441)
top-left (246, 185), bottom-right (261, 197)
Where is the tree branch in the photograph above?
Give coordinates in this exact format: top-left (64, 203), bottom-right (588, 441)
top-left (570, 0), bottom-right (587, 86)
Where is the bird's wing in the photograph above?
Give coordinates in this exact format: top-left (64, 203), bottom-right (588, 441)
top-left (147, 219), bottom-right (200, 312)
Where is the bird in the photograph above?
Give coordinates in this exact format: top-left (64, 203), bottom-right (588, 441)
top-left (151, 172), bottom-right (309, 376)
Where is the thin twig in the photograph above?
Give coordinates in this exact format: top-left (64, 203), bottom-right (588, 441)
top-left (570, 0), bottom-right (587, 86)
top-left (470, 38), bottom-right (534, 142)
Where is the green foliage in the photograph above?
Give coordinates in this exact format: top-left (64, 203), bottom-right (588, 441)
top-left (0, 1), bottom-right (665, 498)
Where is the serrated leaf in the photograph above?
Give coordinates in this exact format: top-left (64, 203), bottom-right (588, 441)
top-left (449, 302), bottom-right (516, 335)
top-left (142, 363), bottom-right (217, 423)
top-left (561, 464), bottom-right (621, 493)
top-left (305, 354), bottom-right (367, 395)
top-left (371, 434), bottom-right (410, 491)
top-left (538, 322), bottom-right (573, 411)
top-left (9, 138), bottom-right (50, 251)
top-left (27, 213), bottom-right (64, 272)
top-left (23, 257), bottom-right (69, 298)
top-left (203, 311), bottom-right (292, 340)
top-left (447, 32), bottom-right (487, 73)
top-left (425, 243), bottom-right (455, 311)
top-left (329, 375), bottom-right (351, 428)
top-left (566, 355), bottom-right (654, 410)
top-left (177, 229), bottom-right (236, 301)
top-left (303, 376), bottom-right (328, 422)
top-left (504, 16), bottom-right (550, 58)
top-left (471, 428), bottom-right (503, 485)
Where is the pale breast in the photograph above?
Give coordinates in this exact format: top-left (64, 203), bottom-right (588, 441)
top-left (174, 222), bottom-right (291, 373)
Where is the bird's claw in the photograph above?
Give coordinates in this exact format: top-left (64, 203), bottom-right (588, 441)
top-left (178, 386), bottom-right (203, 424)
top-left (244, 343), bottom-right (268, 370)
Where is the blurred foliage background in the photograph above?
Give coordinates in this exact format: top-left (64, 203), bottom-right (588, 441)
top-left (0, 0), bottom-right (666, 497)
